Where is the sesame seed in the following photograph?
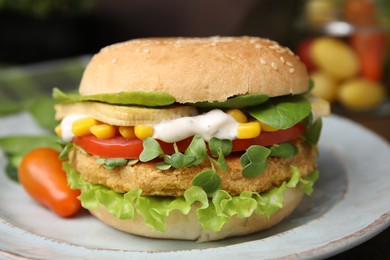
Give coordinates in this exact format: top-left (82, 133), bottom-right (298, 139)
top-left (111, 58), bottom-right (117, 64)
top-left (260, 58), bottom-right (267, 65)
top-left (271, 62), bottom-right (278, 70)
top-left (286, 61), bottom-right (293, 67)
top-left (143, 48), bottom-right (150, 54)
top-left (289, 68), bottom-right (295, 73)
top-left (269, 44), bottom-right (279, 50)
top-left (280, 57), bottom-right (285, 64)
top-left (286, 47), bottom-right (295, 56)
top-left (255, 44), bottom-right (263, 49)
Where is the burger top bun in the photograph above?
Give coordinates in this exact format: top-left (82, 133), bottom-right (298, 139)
top-left (79, 36), bottom-right (309, 103)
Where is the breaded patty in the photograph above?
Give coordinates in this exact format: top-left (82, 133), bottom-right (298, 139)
top-left (68, 139), bottom-right (317, 196)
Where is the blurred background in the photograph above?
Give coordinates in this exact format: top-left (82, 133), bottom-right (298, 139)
top-left (0, 0), bottom-right (389, 257)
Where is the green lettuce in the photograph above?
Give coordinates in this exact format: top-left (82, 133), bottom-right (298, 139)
top-left (65, 163), bottom-right (318, 232)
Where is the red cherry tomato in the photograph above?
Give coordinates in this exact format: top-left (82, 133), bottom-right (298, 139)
top-left (350, 31), bottom-right (387, 81)
top-left (73, 123), bottom-right (306, 159)
top-left (296, 38), bottom-right (317, 72)
top-left (18, 147), bottom-right (81, 217)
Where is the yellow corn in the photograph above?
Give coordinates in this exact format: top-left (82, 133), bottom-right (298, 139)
top-left (119, 126), bottom-right (136, 139)
top-left (259, 121), bottom-right (279, 132)
top-left (134, 125), bottom-right (154, 140)
top-left (237, 122), bottom-right (261, 139)
top-left (72, 117), bottom-right (98, 136)
top-left (54, 124), bottom-right (62, 137)
top-left (90, 124), bottom-right (117, 139)
top-left (226, 109), bottom-right (248, 123)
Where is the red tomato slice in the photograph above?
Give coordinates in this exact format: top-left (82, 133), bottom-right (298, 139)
top-left (73, 136), bottom-right (193, 159)
top-left (231, 123), bottom-right (306, 151)
top-left (73, 123), bottom-right (306, 159)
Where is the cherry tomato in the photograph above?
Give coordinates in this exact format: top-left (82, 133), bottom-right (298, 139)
top-left (350, 31), bottom-right (387, 81)
top-left (296, 38), bottom-right (317, 72)
top-left (73, 123), bottom-right (306, 158)
top-left (18, 147), bottom-right (81, 217)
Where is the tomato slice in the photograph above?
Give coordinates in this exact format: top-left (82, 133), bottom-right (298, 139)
top-left (73, 136), bottom-right (193, 159)
top-left (231, 123), bottom-right (306, 151)
top-left (73, 123), bottom-right (306, 159)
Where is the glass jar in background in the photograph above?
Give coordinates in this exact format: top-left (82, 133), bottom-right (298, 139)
top-left (295, 0), bottom-right (390, 114)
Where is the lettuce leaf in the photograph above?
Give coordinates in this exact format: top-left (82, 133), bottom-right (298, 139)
top-left (65, 163), bottom-right (318, 232)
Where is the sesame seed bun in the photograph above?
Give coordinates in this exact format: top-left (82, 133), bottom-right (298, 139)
top-left (79, 36), bottom-right (309, 103)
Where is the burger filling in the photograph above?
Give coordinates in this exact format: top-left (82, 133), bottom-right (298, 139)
top-left (54, 88), bottom-right (329, 232)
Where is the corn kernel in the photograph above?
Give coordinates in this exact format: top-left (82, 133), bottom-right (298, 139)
top-left (226, 109), bottom-right (248, 123)
top-left (72, 117), bottom-right (98, 136)
top-left (119, 126), bottom-right (136, 139)
top-left (55, 124), bottom-right (62, 137)
top-left (237, 122), bottom-right (261, 139)
top-left (259, 121), bottom-right (279, 132)
top-left (90, 124), bottom-right (117, 139)
top-left (134, 125), bottom-right (154, 140)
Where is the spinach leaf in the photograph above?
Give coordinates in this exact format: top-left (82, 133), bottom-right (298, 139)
top-left (193, 94), bottom-right (269, 108)
top-left (302, 117), bottom-right (322, 145)
top-left (0, 135), bottom-right (60, 182)
top-left (246, 95), bottom-right (311, 129)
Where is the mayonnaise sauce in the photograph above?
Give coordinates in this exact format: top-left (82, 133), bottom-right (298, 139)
top-left (153, 109), bottom-right (238, 142)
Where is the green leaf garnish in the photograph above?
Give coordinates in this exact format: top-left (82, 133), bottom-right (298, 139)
top-left (192, 169), bottom-right (222, 194)
top-left (183, 135), bottom-right (207, 166)
top-left (193, 94), bottom-right (269, 108)
top-left (97, 158), bottom-right (130, 169)
top-left (302, 117), bottom-right (322, 145)
top-left (240, 145), bottom-right (271, 178)
top-left (53, 88), bottom-right (176, 107)
top-left (208, 137), bottom-right (232, 157)
top-left (208, 137), bottom-right (232, 172)
top-left (246, 95), bottom-right (311, 129)
top-left (59, 142), bottom-right (73, 160)
top-left (170, 153), bottom-right (197, 168)
top-left (139, 137), bottom-right (164, 162)
top-left (0, 135), bottom-right (61, 182)
top-left (270, 143), bottom-right (298, 158)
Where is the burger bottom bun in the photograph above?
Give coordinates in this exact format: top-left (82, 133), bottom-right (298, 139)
top-left (88, 187), bottom-right (303, 242)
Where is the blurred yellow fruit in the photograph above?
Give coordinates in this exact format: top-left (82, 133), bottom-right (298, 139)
top-left (337, 78), bottom-right (386, 111)
top-left (310, 71), bottom-right (338, 101)
top-left (305, 0), bottom-right (336, 25)
top-left (311, 37), bottom-right (360, 80)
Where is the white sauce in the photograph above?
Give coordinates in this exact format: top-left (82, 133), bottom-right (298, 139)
top-left (153, 109), bottom-right (238, 142)
top-left (60, 109), bottom-right (239, 143)
top-left (60, 114), bottom-right (89, 142)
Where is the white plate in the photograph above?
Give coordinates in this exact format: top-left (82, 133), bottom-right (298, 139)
top-left (1, 113), bottom-right (389, 260)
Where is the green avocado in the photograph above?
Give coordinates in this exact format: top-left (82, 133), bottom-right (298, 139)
top-left (53, 88), bottom-right (176, 107)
